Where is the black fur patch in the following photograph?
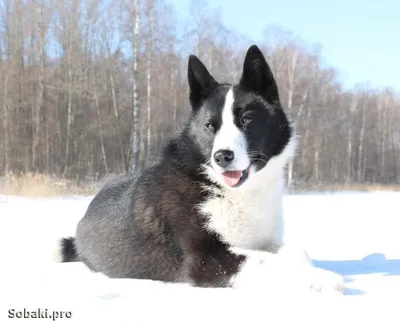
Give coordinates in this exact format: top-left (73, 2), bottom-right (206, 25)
top-left (60, 237), bottom-right (79, 262)
top-left (231, 85), bottom-right (292, 171)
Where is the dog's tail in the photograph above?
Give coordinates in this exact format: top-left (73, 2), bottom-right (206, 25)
top-left (53, 237), bottom-right (80, 263)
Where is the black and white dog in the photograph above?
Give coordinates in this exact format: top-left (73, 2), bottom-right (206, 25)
top-left (58, 45), bottom-right (344, 293)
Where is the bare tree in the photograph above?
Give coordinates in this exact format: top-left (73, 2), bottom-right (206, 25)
top-left (122, 0), bottom-right (142, 172)
top-left (145, 0), bottom-right (152, 159)
top-left (0, 0), bottom-right (398, 190)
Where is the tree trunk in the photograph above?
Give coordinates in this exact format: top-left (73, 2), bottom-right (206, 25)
top-left (378, 95), bottom-right (386, 178)
top-left (314, 150), bottom-right (319, 184)
top-left (2, 80), bottom-right (10, 175)
top-left (347, 126), bottom-right (352, 183)
top-left (146, 0), bottom-right (152, 161)
top-left (357, 100), bottom-right (367, 182)
top-left (64, 35), bottom-right (73, 176)
top-left (131, 0), bottom-right (141, 172)
top-left (33, 3), bottom-right (46, 172)
top-left (109, 72), bottom-right (127, 171)
top-left (286, 48), bottom-right (298, 186)
top-left (92, 75), bottom-right (109, 174)
top-left (172, 70), bottom-right (177, 130)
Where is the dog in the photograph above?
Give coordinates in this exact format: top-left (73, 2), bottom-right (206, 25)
top-left (57, 45), bottom-right (344, 293)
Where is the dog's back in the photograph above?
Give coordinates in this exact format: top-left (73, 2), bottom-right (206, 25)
top-left (68, 162), bottom-right (192, 282)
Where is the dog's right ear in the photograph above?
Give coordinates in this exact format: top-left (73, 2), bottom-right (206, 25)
top-left (240, 45), bottom-right (280, 105)
top-left (187, 55), bottom-right (218, 110)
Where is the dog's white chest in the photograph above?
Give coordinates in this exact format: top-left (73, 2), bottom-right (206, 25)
top-left (199, 188), bottom-right (283, 250)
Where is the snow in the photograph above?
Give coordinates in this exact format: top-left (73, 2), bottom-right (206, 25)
top-left (1, 191), bottom-right (400, 325)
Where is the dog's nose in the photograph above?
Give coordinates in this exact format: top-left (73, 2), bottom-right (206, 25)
top-left (213, 150), bottom-right (234, 168)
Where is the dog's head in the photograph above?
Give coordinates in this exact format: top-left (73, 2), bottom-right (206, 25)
top-left (187, 45), bottom-right (294, 189)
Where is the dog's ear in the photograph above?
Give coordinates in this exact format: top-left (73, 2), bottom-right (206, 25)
top-left (187, 55), bottom-right (218, 110)
top-left (239, 45), bottom-right (280, 104)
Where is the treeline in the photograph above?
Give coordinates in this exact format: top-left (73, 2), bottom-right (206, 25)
top-left (0, 0), bottom-right (399, 189)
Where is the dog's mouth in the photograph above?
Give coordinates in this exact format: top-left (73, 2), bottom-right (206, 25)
top-left (220, 166), bottom-right (250, 188)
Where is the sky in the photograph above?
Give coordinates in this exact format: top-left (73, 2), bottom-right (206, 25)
top-left (173, 0), bottom-right (400, 91)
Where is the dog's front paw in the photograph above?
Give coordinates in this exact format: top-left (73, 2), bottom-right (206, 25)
top-left (307, 268), bottom-right (345, 294)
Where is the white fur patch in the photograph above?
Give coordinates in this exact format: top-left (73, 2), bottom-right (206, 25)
top-left (229, 246), bottom-right (345, 293)
top-left (211, 88), bottom-right (250, 174)
top-left (229, 248), bottom-right (278, 289)
top-left (200, 136), bottom-right (296, 250)
top-left (51, 238), bottom-right (64, 263)
top-left (198, 92), bottom-right (344, 293)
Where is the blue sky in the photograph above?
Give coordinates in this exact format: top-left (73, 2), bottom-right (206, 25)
top-left (173, 0), bottom-right (400, 91)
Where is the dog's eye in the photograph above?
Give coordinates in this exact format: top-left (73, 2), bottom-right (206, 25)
top-left (241, 116), bottom-right (252, 125)
top-left (205, 122), bottom-right (214, 131)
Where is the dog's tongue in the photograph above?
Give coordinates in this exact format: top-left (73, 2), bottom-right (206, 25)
top-left (221, 170), bottom-right (242, 187)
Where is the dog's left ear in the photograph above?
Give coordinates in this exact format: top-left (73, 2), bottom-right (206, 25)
top-left (239, 45), bottom-right (280, 104)
top-left (187, 54), bottom-right (218, 110)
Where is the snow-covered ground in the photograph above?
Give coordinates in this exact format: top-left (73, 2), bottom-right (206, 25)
top-left (1, 191), bottom-right (400, 325)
